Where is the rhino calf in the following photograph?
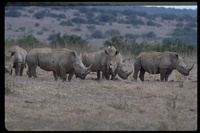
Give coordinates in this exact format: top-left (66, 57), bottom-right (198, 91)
top-left (5, 46), bottom-right (27, 76)
top-left (133, 51), bottom-right (194, 81)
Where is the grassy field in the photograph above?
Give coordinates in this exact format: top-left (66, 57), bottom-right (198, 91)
top-left (5, 55), bottom-right (197, 131)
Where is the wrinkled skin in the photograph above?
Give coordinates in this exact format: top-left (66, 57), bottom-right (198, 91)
top-left (5, 46), bottom-right (27, 76)
top-left (26, 48), bottom-right (92, 81)
top-left (50, 49), bottom-right (92, 81)
top-left (133, 51), bottom-right (194, 81)
top-left (26, 48), bottom-right (53, 78)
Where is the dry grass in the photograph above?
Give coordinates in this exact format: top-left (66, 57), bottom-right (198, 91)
top-left (4, 56), bottom-right (197, 131)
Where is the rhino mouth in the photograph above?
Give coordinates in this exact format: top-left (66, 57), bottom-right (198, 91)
top-left (75, 73), bottom-right (86, 80)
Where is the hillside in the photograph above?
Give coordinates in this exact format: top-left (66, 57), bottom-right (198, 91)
top-left (5, 6), bottom-right (197, 48)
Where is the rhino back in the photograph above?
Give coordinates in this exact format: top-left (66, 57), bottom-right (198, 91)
top-left (138, 51), bottom-right (162, 74)
top-left (27, 48), bottom-right (53, 71)
top-left (51, 49), bottom-right (76, 73)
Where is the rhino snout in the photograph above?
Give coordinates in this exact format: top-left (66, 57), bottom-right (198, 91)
top-left (76, 73), bottom-right (86, 80)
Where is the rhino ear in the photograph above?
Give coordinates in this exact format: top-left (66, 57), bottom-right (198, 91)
top-left (105, 50), bottom-right (109, 55)
top-left (72, 51), bottom-right (79, 57)
top-left (11, 51), bottom-right (15, 56)
top-left (115, 51), bottom-right (119, 55)
top-left (175, 53), bottom-right (179, 59)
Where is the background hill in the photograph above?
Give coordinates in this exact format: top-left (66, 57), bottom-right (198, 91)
top-left (5, 5), bottom-right (197, 50)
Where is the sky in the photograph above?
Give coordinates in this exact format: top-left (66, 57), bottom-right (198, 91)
top-left (144, 6), bottom-right (197, 10)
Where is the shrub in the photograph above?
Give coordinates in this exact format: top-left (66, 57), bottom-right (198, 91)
top-left (86, 25), bottom-right (96, 31)
top-left (105, 29), bottom-right (121, 37)
top-left (142, 31), bottom-right (156, 38)
top-left (50, 33), bottom-right (88, 50)
top-left (72, 28), bottom-right (81, 32)
top-left (124, 33), bottom-right (137, 39)
top-left (87, 18), bottom-right (99, 25)
top-left (35, 23), bottom-right (40, 27)
top-left (59, 20), bottom-right (73, 26)
top-left (5, 10), bottom-right (22, 17)
top-left (185, 22), bottom-right (197, 28)
top-left (91, 30), bottom-right (104, 39)
top-left (96, 14), bottom-right (117, 23)
top-left (33, 11), bottom-right (44, 19)
top-left (71, 17), bottom-right (86, 24)
top-left (175, 22), bottom-right (184, 27)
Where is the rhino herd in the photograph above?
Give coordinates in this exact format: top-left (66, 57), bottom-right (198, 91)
top-left (5, 45), bottom-right (194, 82)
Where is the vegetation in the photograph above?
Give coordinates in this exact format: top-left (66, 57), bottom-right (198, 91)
top-left (59, 20), bottom-right (74, 26)
top-left (5, 10), bottom-right (22, 17)
top-left (5, 34), bottom-right (44, 51)
top-left (103, 36), bottom-right (196, 56)
top-left (50, 33), bottom-right (89, 51)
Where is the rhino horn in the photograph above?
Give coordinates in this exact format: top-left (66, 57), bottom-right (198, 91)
top-left (86, 64), bottom-right (92, 74)
top-left (127, 70), bottom-right (133, 76)
top-left (187, 64), bottom-right (194, 72)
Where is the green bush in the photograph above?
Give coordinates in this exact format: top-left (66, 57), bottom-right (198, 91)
top-left (59, 20), bottom-right (73, 26)
top-left (71, 17), bottom-right (86, 24)
top-left (96, 14), bottom-right (117, 23)
top-left (5, 10), bottom-right (22, 17)
top-left (142, 31), bottom-right (156, 38)
top-left (35, 23), bottom-right (40, 27)
top-left (33, 11), bottom-right (44, 19)
top-left (103, 35), bottom-right (196, 56)
top-left (105, 29), bottom-right (121, 37)
top-left (91, 30), bottom-right (104, 39)
top-left (175, 22), bottom-right (184, 27)
top-left (50, 33), bottom-right (88, 51)
top-left (5, 34), bottom-right (44, 51)
top-left (86, 25), bottom-right (96, 31)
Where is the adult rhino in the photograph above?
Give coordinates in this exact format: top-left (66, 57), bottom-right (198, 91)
top-left (82, 51), bottom-right (132, 80)
top-left (133, 51), bottom-right (194, 81)
top-left (5, 46), bottom-right (27, 76)
top-left (92, 46), bottom-right (132, 80)
top-left (50, 48), bottom-right (92, 81)
top-left (26, 48), bottom-right (92, 81)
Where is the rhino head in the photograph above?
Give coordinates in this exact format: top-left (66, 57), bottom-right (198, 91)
top-left (176, 55), bottom-right (194, 76)
top-left (73, 52), bottom-right (92, 80)
top-left (105, 47), bottom-right (119, 76)
top-left (117, 65), bottom-right (133, 79)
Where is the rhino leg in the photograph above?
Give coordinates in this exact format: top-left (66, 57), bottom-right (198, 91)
top-left (20, 66), bottom-right (24, 76)
top-left (60, 67), bottom-right (67, 82)
top-left (96, 70), bottom-right (101, 80)
top-left (111, 72), bottom-right (117, 80)
top-left (15, 63), bottom-right (21, 76)
top-left (160, 69), bottom-right (167, 81)
top-left (53, 71), bottom-right (58, 80)
top-left (165, 70), bottom-right (173, 81)
top-left (27, 66), bottom-right (31, 77)
top-left (102, 72), bottom-right (109, 79)
top-left (68, 71), bottom-right (75, 81)
top-left (102, 66), bottom-right (109, 80)
top-left (31, 65), bottom-right (38, 78)
top-left (133, 60), bottom-right (141, 81)
top-left (139, 68), bottom-right (145, 81)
